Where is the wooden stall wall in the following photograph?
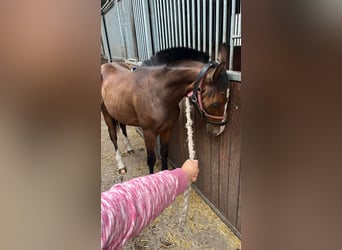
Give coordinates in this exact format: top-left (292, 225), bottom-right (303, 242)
top-left (168, 81), bottom-right (241, 236)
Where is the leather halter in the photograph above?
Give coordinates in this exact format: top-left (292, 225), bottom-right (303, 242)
top-left (187, 62), bottom-right (228, 126)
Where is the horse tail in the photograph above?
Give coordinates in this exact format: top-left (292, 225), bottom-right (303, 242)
top-left (100, 64), bottom-right (121, 130)
top-left (101, 101), bottom-right (120, 131)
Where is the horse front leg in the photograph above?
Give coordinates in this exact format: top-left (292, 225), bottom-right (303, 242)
top-left (160, 129), bottom-right (172, 171)
top-left (142, 129), bottom-right (156, 174)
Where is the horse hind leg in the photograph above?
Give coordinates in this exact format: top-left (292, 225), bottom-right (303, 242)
top-left (101, 103), bottom-right (126, 175)
top-left (119, 123), bottom-right (134, 154)
top-left (110, 125), bottom-right (126, 175)
top-left (142, 129), bottom-right (157, 174)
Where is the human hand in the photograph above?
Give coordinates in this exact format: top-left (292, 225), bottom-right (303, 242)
top-left (181, 159), bottom-right (199, 184)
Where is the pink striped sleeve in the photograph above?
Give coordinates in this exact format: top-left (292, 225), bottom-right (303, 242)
top-left (101, 168), bottom-right (189, 250)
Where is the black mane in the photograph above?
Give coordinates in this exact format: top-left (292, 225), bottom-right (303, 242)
top-left (142, 47), bottom-right (209, 66)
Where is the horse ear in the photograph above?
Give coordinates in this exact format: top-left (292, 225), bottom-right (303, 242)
top-left (209, 62), bottom-right (226, 82)
top-left (218, 43), bottom-right (229, 69)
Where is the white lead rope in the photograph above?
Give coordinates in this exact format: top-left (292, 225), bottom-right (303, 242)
top-left (184, 98), bottom-right (196, 160)
top-left (179, 97), bottom-right (196, 228)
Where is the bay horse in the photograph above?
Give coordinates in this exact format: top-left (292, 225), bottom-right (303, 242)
top-left (101, 47), bottom-right (230, 174)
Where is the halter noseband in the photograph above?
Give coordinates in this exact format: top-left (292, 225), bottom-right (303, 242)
top-left (187, 62), bottom-right (228, 126)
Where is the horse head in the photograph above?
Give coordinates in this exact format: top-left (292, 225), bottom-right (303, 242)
top-left (190, 62), bottom-right (230, 136)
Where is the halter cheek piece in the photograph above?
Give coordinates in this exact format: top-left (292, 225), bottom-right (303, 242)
top-left (187, 62), bottom-right (228, 126)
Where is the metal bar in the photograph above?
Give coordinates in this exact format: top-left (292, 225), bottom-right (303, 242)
top-left (239, 12), bottom-right (242, 46)
top-left (238, 13), bottom-right (241, 46)
top-left (173, 0), bottom-right (178, 46)
top-left (127, 0), bottom-right (138, 59)
top-left (197, 0), bottom-right (201, 50)
top-left (133, 0), bottom-right (143, 60)
top-left (168, 0), bottom-right (173, 48)
top-left (164, 0), bottom-right (171, 48)
top-left (132, 0), bottom-right (141, 59)
top-left (157, 0), bottom-right (165, 50)
top-left (203, 0), bottom-right (206, 52)
top-left (160, 0), bottom-right (165, 48)
top-left (101, 0), bottom-right (115, 14)
top-left (215, 0), bottom-right (220, 60)
top-left (161, 0), bottom-right (166, 49)
top-left (121, 0), bottom-right (134, 58)
top-left (138, 0), bottom-right (147, 60)
top-left (234, 14), bottom-right (238, 46)
top-left (155, 0), bottom-right (161, 52)
top-left (121, 1), bottom-right (129, 57)
top-left (134, 0), bottom-right (142, 59)
top-left (187, 0), bottom-right (191, 47)
top-left (168, 0), bottom-right (174, 47)
top-left (154, 0), bottom-right (160, 50)
top-left (229, 0), bottom-right (236, 70)
top-left (162, 0), bottom-right (169, 48)
top-left (227, 70), bottom-right (241, 82)
top-left (101, 0), bottom-right (110, 12)
top-left (150, 1), bottom-right (156, 54)
top-left (178, 0), bottom-right (182, 47)
top-left (170, 0), bottom-right (175, 47)
top-left (222, 0), bottom-right (228, 43)
top-left (102, 14), bottom-right (112, 62)
top-left (137, 0), bottom-right (145, 59)
top-left (209, 0), bottom-right (213, 59)
top-left (191, 0), bottom-right (196, 49)
top-left (116, 2), bottom-right (127, 58)
top-left (142, 0), bottom-right (153, 58)
top-left (151, 0), bottom-right (159, 52)
top-left (182, 0), bottom-right (186, 46)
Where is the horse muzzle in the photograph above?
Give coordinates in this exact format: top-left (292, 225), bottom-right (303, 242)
top-left (206, 123), bottom-right (226, 136)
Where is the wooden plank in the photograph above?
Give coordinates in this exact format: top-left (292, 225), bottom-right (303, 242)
top-left (236, 168), bottom-right (241, 231)
top-left (210, 133), bottom-right (220, 207)
top-left (227, 82), bottom-right (241, 227)
top-left (193, 107), bottom-right (203, 190)
top-left (218, 101), bottom-right (232, 219)
top-left (201, 118), bottom-right (212, 199)
top-left (194, 107), bottom-right (212, 198)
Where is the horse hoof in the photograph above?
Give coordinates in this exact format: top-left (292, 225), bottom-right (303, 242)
top-left (118, 168), bottom-right (127, 175)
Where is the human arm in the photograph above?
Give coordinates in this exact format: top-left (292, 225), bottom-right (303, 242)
top-left (101, 160), bottom-right (199, 249)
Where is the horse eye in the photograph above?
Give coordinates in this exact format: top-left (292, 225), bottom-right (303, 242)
top-left (210, 103), bottom-right (220, 108)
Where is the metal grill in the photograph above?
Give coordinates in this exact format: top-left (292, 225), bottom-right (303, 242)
top-left (101, 0), bottom-right (241, 74)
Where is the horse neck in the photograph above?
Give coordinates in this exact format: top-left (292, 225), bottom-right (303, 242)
top-left (161, 65), bottom-right (203, 104)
